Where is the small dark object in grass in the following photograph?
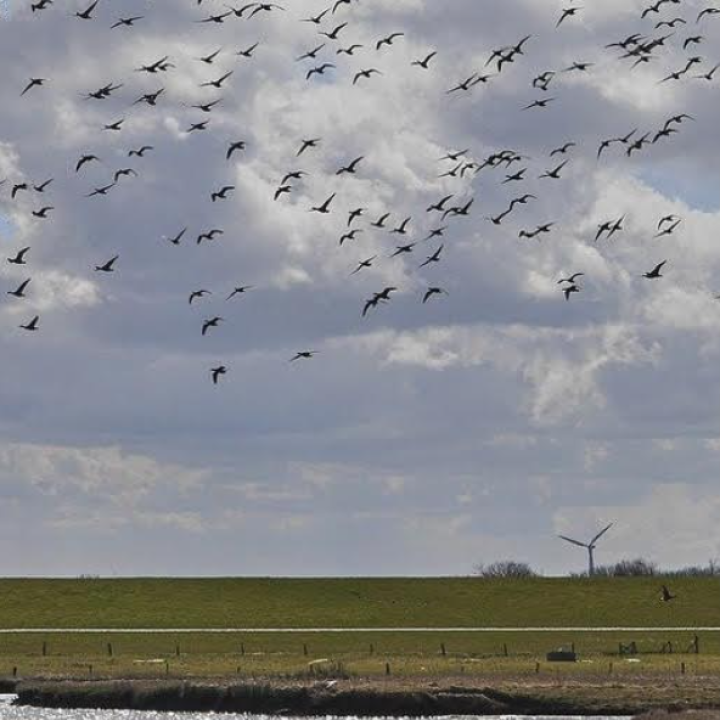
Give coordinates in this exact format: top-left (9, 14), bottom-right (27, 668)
top-left (546, 649), bottom-right (577, 662)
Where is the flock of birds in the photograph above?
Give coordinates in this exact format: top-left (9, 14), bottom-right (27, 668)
top-left (1, 0), bottom-right (717, 384)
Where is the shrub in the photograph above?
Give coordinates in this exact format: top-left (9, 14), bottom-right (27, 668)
top-left (473, 560), bottom-right (538, 578)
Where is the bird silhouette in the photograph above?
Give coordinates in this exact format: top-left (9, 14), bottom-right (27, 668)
top-left (558, 273), bottom-right (584, 285)
top-left (290, 351), bottom-right (318, 362)
top-left (311, 193), bottom-right (336, 214)
top-left (7, 278), bottom-right (31, 298)
top-left (111, 16), bottom-right (144, 29)
top-left (412, 51), bottom-right (437, 69)
top-left (75, 1), bottom-right (99, 20)
top-left (7, 247), bottom-right (31, 265)
top-left (376, 33), bottom-right (404, 50)
top-left (644, 261), bottom-right (668, 279)
top-left (420, 246), bottom-right (444, 268)
top-left (351, 256), bottom-right (377, 275)
top-left (337, 157), bottom-right (364, 175)
top-left (95, 255), bottom-right (119, 273)
top-left (202, 317), bottom-right (224, 336)
top-left (354, 68), bottom-right (382, 84)
top-left (423, 287), bottom-right (448, 303)
top-left (297, 138), bottom-right (321, 156)
top-left (19, 315), bottom-right (40, 332)
top-left (211, 185), bottom-right (235, 202)
top-left (21, 78), bottom-right (46, 96)
top-left (189, 290), bottom-right (212, 305)
top-left (363, 287), bottom-right (398, 317)
top-left (227, 286), bottom-right (253, 300)
top-left (307, 63), bottom-right (335, 80)
top-left (557, 5), bottom-right (581, 27)
top-left (211, 366), bottom-right (227, 384)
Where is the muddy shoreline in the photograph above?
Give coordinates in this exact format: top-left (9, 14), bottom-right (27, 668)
top-left (8, 677), bottom-right (720, 716)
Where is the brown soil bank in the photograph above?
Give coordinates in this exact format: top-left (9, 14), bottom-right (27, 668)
top-left (13, 678), bottom-right (720, 716)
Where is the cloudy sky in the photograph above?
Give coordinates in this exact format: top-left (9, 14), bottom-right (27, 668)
top-left (1, 0), bottom-right (719, 577)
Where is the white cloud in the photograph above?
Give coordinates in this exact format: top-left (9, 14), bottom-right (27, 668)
top-left (0, 0), bottom-right (719, 574)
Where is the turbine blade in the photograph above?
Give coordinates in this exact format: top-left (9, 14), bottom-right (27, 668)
top-left (558, 535), bottom-right (589, 548)
top-left (590, 523), bottom-right (613, 545)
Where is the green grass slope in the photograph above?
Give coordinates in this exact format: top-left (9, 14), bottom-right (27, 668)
top-left (0, 577), bottom-right (717, 629)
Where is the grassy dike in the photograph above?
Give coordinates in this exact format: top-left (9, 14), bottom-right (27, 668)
top-left (1, 576), bottom-right (719, 628)
top-left (2, 577), bottom-right (719, 714)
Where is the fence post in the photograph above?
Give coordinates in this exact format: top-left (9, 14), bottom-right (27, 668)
top-left (369, 643), bottom-right (374, 655)
top-left (176, 644), bottom-right (180, 658)
top-left (241, 642), bottom-right (245, 656)
top-left (42, 641), bottom-right (47, 657)
top-left (503, 643), bottom-right (508, 657)
top-left (385, 662), bottom-right (391, 676)
top-left (440, 643), bottom-right (446, 656)
top-left (107, 642), bottom-right (113, 657)
top-left (303, 643), bottom-right (308, 657)
top-left (535, 662), bottom-right (540, 674)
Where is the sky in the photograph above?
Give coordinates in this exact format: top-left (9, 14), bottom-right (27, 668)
top-left (1, 0), bottom-right (720, 577)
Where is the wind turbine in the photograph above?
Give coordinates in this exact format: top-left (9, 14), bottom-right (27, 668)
top-left (558, 523), bottom-right (613, 576)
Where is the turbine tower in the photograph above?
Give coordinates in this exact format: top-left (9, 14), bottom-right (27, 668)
top-left (558, 523), bottom-right (613, 576)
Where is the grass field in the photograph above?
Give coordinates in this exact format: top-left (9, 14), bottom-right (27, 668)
top-left (1, 576), bottom-right (719, 628)
top-left (1, 577), bottom-right (718, 680)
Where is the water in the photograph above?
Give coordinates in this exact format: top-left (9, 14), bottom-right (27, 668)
top-left (0, 697), bottom-right (630, 720)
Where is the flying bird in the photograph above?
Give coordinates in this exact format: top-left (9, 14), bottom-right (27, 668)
top-left (227, 141), bottom-right (247, 160)
top-left (558, 273), bottom-right (584, 285)
top-left (307, 63), bottom-right (335, 80)
top-left (351, 256), bottom-right (377, 275)
top-left (95, 255), bottom-right (119, 273)
top-left (311, 193), bottom-right (336, 214)
top-left (337, 156), bottom-right (364, 175)
top-left (211, 366), bottom-right (227, 385)
top-left (643, 261), bottom-right (668, 279)
top-left (290, 351), bottom-right (318, 362)
top-left (189, 290), bottom-right (212, 304)
top-left (111, 16), bottom-right (144, 29)
top-left (353, 68), bottom-right (382, 84)
top-left (376, 32), bottom-right (404, 50)
top-left (202, 317), bottom-right (224, 336)
top-left (227, 286), bottom-right (253, 300)
top-left (412, 51), bottom-right (437, 69)
top-left (557, 5), bottom-right (581, 27)
top-left (21, 78), bottom-right (45, 96)
top-left (7, 247), bottom-right (31, 265)
top-left (75, 0), bottom-right (99, 20)
top-left (7, 279), bottom-right (31, 298)
top-left (423, 287), bottom-right (448, 303)
top-left (19, 315), bottom-right (40, 332)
